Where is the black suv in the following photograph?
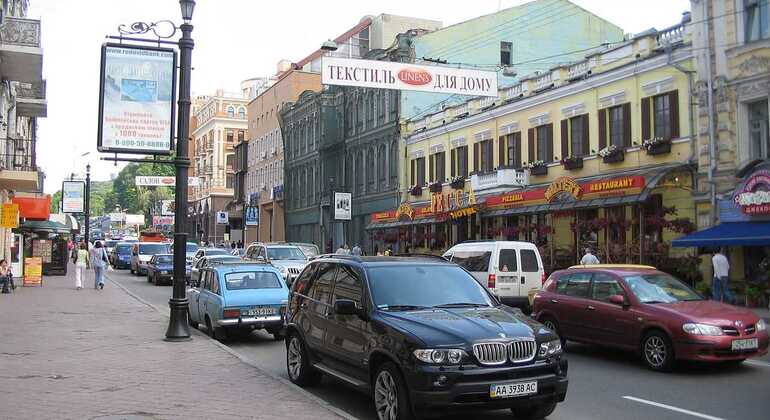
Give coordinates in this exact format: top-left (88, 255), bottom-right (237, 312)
top-left (285, 256), bottom-right (568, 420)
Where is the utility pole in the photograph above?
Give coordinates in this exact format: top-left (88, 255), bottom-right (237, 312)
top-left (84, 164), bottom-right (91, 246)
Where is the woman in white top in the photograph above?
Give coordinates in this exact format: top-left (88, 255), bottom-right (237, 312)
top-left (90, 241), bottom-right (108, 290)
top-left (74, 243), bottom-right (89, 290)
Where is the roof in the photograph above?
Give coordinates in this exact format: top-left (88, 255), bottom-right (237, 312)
top-left (209, 263), bottom-right (281, 273)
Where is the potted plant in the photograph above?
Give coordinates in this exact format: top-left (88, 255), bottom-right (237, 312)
top-left (694, 281), bottom-right (711, 299)
top-left (561, 155), bottom-right (583, 170)
top-left (524, 160), bottom-right (548, 176)
top-left (428, 181), bottom-right (443, 193)
top-left (643, 137), bottom-right (672, 156)
top-left (599, 145), bottom-right (624, 163)
top-left (408, 185), bottom-right (422, 196)
top-left (746, 285), bottom-right (764, 308)
top-left (449, 176), bottom-right (465, 189)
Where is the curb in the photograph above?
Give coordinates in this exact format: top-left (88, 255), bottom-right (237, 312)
top-left (108, 274), bottom-right (359, 420)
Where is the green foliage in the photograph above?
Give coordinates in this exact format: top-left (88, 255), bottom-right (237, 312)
top-left (50, 190), bottom-right (62, 213)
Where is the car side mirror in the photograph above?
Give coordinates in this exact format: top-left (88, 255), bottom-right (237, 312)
top-left (609, 294), bottom-right (628, 306)
top-left (334, 299), bottom-right (358, 316)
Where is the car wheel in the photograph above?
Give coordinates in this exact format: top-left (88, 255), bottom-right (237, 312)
top-left (510, 400), bottom-right (557, 420)
top-left (272, 331), bottom-right (284, 341)
top-left (286, 334), bottom-right (321, 386)
top-left (642, 330), bottom-right (675, 372)
top-left (540, 316), bottom-right (566, 347)
top-left (130, 266), bottom-right (134, 275)
top-left (187, 310), bottom-right (198, 329)
top-left (373, 362), bottom-right (413, 420)
top-left (205, 316), bottom-right (215, 339)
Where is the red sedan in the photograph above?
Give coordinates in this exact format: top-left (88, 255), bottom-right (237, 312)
top-left (532, 266), bottom-right (769, 371)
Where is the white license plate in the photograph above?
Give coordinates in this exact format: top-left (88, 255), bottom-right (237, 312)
top-left (489, 381), bottom-right (537, 399)
top-left (161, 271), bottom-right (168, 275)
top-left (731, 338), bottom-right (759, 351)
top-left (248, 307), bottom-right (276, 316)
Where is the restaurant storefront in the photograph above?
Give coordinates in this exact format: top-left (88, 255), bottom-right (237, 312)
top-left (369, 163), bottom-right (695, 274)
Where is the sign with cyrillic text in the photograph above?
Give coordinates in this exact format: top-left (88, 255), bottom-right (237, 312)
top-left (322, 57), bottom-right (498, 97)
top-left (135, 176), bottom-right (201, 187)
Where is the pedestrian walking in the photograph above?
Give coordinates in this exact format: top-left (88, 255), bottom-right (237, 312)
top-left (74, 242), bottom-right (89, 290)
top-left (351, 244), bottom-right (362, 256)
top-left (90, 241), bottom-right (108, 290)
top-left (580, 248), bottom-right (600, 265)
top-left (712, 248), bottom-right (735, 304)
top-left (0, 259), bottom-right (14, 293)
top-left (335, 245), bottom-right (346, 254)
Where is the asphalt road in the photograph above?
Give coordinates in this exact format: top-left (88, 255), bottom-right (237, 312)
top-left (108, 269), bottom-right (770, 420)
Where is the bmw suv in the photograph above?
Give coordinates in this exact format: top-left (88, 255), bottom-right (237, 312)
top-left (285, 255), bottom-right (568, 420)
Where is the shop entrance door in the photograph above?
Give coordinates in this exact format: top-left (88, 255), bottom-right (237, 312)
top-left (10, 234), bottom-right (22, 278)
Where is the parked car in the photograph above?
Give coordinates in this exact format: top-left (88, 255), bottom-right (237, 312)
top-left (289, 242), bottom-right (320, 259)
top-left (443, 241), bottom-right (545, 310)
top-left (145, 254), bottom-right (192, 285)
top-left (285, 255), bottom-right (568, 420)
top-left (191, 254), bottom-right (242, 284)
top-left (191, 247), bottom-right (231, 266)
top-left (130, 242), bottom-right (170, 276)
top-left (532, 266), bottom-right (769, 371)
top-left (103, 240), bottom-right (119, 262)
top-left (244, 242), bottom-right (307, 285)
top-left (111, 242), bottom-right (134, 269)
top-left (231, 248), bottom-right (246, 257)
top-left (169, 242), bottom-right (200, 264)
top-left (187, 263), bottom-right (288, 341)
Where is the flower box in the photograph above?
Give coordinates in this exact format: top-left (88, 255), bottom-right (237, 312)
top-left (450, 178), bottom-right (465, 189)
top-left (409, 185), bottom-right (422, 196)
top-left (429, 182), bottom-right (443, 193)
top-left (561, 157), bottom-right (583, 170)
top-left (646, 141), bottom-right (672, 156)
top-left (529, 165), bottom-right (548, 176)
top-left (602, 150), bottom-right (624, 164)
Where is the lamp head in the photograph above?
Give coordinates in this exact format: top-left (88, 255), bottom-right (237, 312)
top-left (321, 39), bottom-right (338, 52)
top-left (180, 0), bottom-right (195, 22)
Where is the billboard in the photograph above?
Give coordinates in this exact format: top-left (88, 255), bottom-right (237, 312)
top-left (322, 57), bottom-right (498, 97)
top-left (245, 206), bottom-right (258, 226)
top-left (135, 176), bottom-right (201, 187)
top-left (98, 43), bottom-right (177, 154)
top-left (334, 192), bottom-right (352, 221)
top-left (161, 200), bottom-right (174, 216)
top-left (152, 215), bottom-right (174, 226)
top-left (62, 181), bottom-right (85, 213)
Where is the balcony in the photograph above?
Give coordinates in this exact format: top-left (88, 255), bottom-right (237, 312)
top-left (0, 17), bottom-right (43, 83)
top-left (470, 168), bottom-right (529, 192)
top-left (16, 80), bottom-right (46, 117)
top-left (655, 24), bottom-right (686, 50)
top-left (0, 138), bottom-right (39, 191)
top-left (567, 61), bottom-right (589, 80)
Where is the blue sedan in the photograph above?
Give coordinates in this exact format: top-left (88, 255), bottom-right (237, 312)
top-left (186, 263), bottom-right (289, 341)
top-left (146, 254), bottom-right (191, 286)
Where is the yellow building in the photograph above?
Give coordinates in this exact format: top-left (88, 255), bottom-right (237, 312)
top-left (368, 21), bottom-right (699, 274)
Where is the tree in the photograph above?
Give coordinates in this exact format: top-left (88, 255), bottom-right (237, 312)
top-left (50, 190), bottom-right (62, 213)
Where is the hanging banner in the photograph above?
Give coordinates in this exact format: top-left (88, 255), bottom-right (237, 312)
top-left (23, 257), bottom-right (42, 287)
top-left (97, 43), bottom-right (177, 154)
top-left (61, 181), bottom-right (86, 213)
top-left (245, 206), bottom-right (259, 226)
top-left (334, 192), bottom-right (352, 221)
top-left (1, 203), bottom-right (19, 228)
top-left (135, 176), bottom-right (201, 187)
top-left (322, 57), bottom-right (498, 97)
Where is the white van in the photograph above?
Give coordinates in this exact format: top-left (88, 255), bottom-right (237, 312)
top-left (443, 241), bottom-right (545, 309)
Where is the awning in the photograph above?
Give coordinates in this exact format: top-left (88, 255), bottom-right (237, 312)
top-left (366, 217), bottom-right (437, 230)
top-left (671, 222), bottom-right (770, 247)
top-left (482, 163), bottom-right (689, 218)
top-left (49, 213), bottom-right (79, 231)
top-left (18, 219), bottom-right (70, 233)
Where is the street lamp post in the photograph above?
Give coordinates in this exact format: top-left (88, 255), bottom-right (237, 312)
top-left (165, 0), bottom-right (195, 341)
top-left (84, 164), bottom-right (91, 246)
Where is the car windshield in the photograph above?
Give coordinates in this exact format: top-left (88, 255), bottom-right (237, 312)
top-left (139, 244), bottom-right (168, 254)
top-left (624, 273), bottom-right (702, 303)
top-left (367, 264), bottom-right (494, 310)
top-left (155, 255), bottom-right (173, 263)
top-left (186, 244), bottom-right (199, 252)
top-left (224, 272), bottom-right (283, 290)
top-left (294, 244), bottom-right (319, 258)
top-left (206, 249), bottom-right (229, 256)
top-left (105, 241), bottom-right (118, 248)
top-left (116, 244), bottom-right (133, 254)
top-left (267, 247), bottom-right (306, 260)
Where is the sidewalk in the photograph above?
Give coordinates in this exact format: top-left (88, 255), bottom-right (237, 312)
top-left (0, 270), bottom-right (345, 420)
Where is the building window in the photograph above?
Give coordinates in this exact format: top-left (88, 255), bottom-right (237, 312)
top-left (451, 145), bottom-right (469, 178)
top-left (378, 144), bottom-right (386, 184)
top-left (475, 139), bottom-right (493, 172)
top-left (609, 106), bottom-right (625, 147)
top-left (563, 114), bottom-right (589, 157)
top-left (226, 130), bottom-right (234, 143)
top-left (536, 124), bottom-right (553, 161)
top-left (410, 157), bottom-right (426, 186)
top-left (227, 106), bottom-right (235, 118)
top-left (500, 132), bottom-right (521, 168)
top-left (642, 91), bottom-right (679, 141)
top-left (653, 94), bottom-right (671, 139)
top-left (500, 41), bottom-right (512, 66)
top-left (429, 151), bottom-right (446, 183)
top-left (226, 154), bottom-right (234, 171)
top-left (238, 107), bottom-right (246, 119)
top-left (237, 130), bottom-right (244, 143)
top-left (748, 99), bottom-right (770, 160)
top-left (746, 0), bottom-right (770, 42)
top-left (226, 174), bottom-right (234, 189)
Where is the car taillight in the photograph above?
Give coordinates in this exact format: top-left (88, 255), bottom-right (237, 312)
top-left (223, 308), bottom-right (241, 318)
top-left (488, 274), bottom-right (496, 289)
top-left (541, 272), bottom-right (547, 287)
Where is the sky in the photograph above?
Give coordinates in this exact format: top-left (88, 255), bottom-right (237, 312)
top-left (29, 0), bottom-right (690, 194)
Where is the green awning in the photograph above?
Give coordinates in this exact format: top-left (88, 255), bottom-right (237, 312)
top-left (19, 220), bottom-right (71, 233)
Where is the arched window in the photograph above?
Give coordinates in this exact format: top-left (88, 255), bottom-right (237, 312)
top-left (238, 107), bottom-right (246, 119)
top-left (227, 106), bottom-right (235, 118)
top-left (355, 150), bottom-right (364, 194)
top-left (390, 139), bottom-right (398, 186)
top-left (366, 146), bottom-right (375, 191)
top-left (378, 143), bottom-right (386, 184)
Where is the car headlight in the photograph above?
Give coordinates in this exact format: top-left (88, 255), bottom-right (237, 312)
top-left (756, 319), bottom-right (766, 332)
top-left (538, 339), bottom-right (562, 357)
top-left (413, 349), bottom-right (467, 364)
top-left (682, 323), bottom-right (723, 336)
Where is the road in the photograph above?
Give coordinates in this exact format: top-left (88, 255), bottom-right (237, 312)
top-left (109, 269), bottom-right (770, 420)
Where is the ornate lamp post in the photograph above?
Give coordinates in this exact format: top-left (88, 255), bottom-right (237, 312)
top-left (165, 0), bottom-right (196, 341)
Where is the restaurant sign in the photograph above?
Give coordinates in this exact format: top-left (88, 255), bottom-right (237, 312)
top-left (486, 175), bottom-right (645, 208)
top-left (544, 177), bottom-right (582, 203)
top-left (734, 169), bottom-right (770, 215)
top-left (430, 189), bottom-right (477, 215)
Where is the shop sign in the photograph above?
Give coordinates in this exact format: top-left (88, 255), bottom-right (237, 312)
top-left (322, 57), bottom-right (498, 97)
top-left (23, 257), bottom-right (42, 287)
top-left (334, 192), bottom-right (352, 221)
top-left (98, 43), bottom-right (177, 155)
top-left (62, 181), bottom-right (85, 213)
top-left (125, 214), bottom-right (145, 226)
top-left (152, 216), bottom-right (174, 226)
top-left (449, 207), bottom-right (477, 219)
top-left (430, 189), bottom-right (477, 214)
top-left (396, 203), bottom-right (415, 221)
top-left (544, 177), bottom-right (582, 203)
top-left (135, 176), bottom-right (201, 187)
top-left (1, 203), bottom-right (19, 228)
top-left (734, 170), bottom-right (770, 215)
top-left (216, 211), bottom-right (229, 225)
top-left (245, 206), bottom-right (259, 226)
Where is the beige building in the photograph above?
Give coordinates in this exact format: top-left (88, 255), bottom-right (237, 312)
top-left (189, 90), bottom-right (249, 244)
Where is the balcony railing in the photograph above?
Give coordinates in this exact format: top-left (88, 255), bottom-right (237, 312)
top-left (567, 61), bottom-right (589, 80)
top-left (0, 138), bottom-right (36, 171)
top-left (656, 24), bottom-right (685, 49)
top-left (534, 72), bottom-right (553, 91)
top-left (0, 17), bottom-right (41, 48)
top-left (470, 168), bottom-right (529, 191)
top-left (17, 80), bottom-right (45, 99)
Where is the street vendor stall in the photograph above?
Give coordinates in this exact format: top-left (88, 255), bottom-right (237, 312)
top-left (15, 219), bottom-right (71, 276)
